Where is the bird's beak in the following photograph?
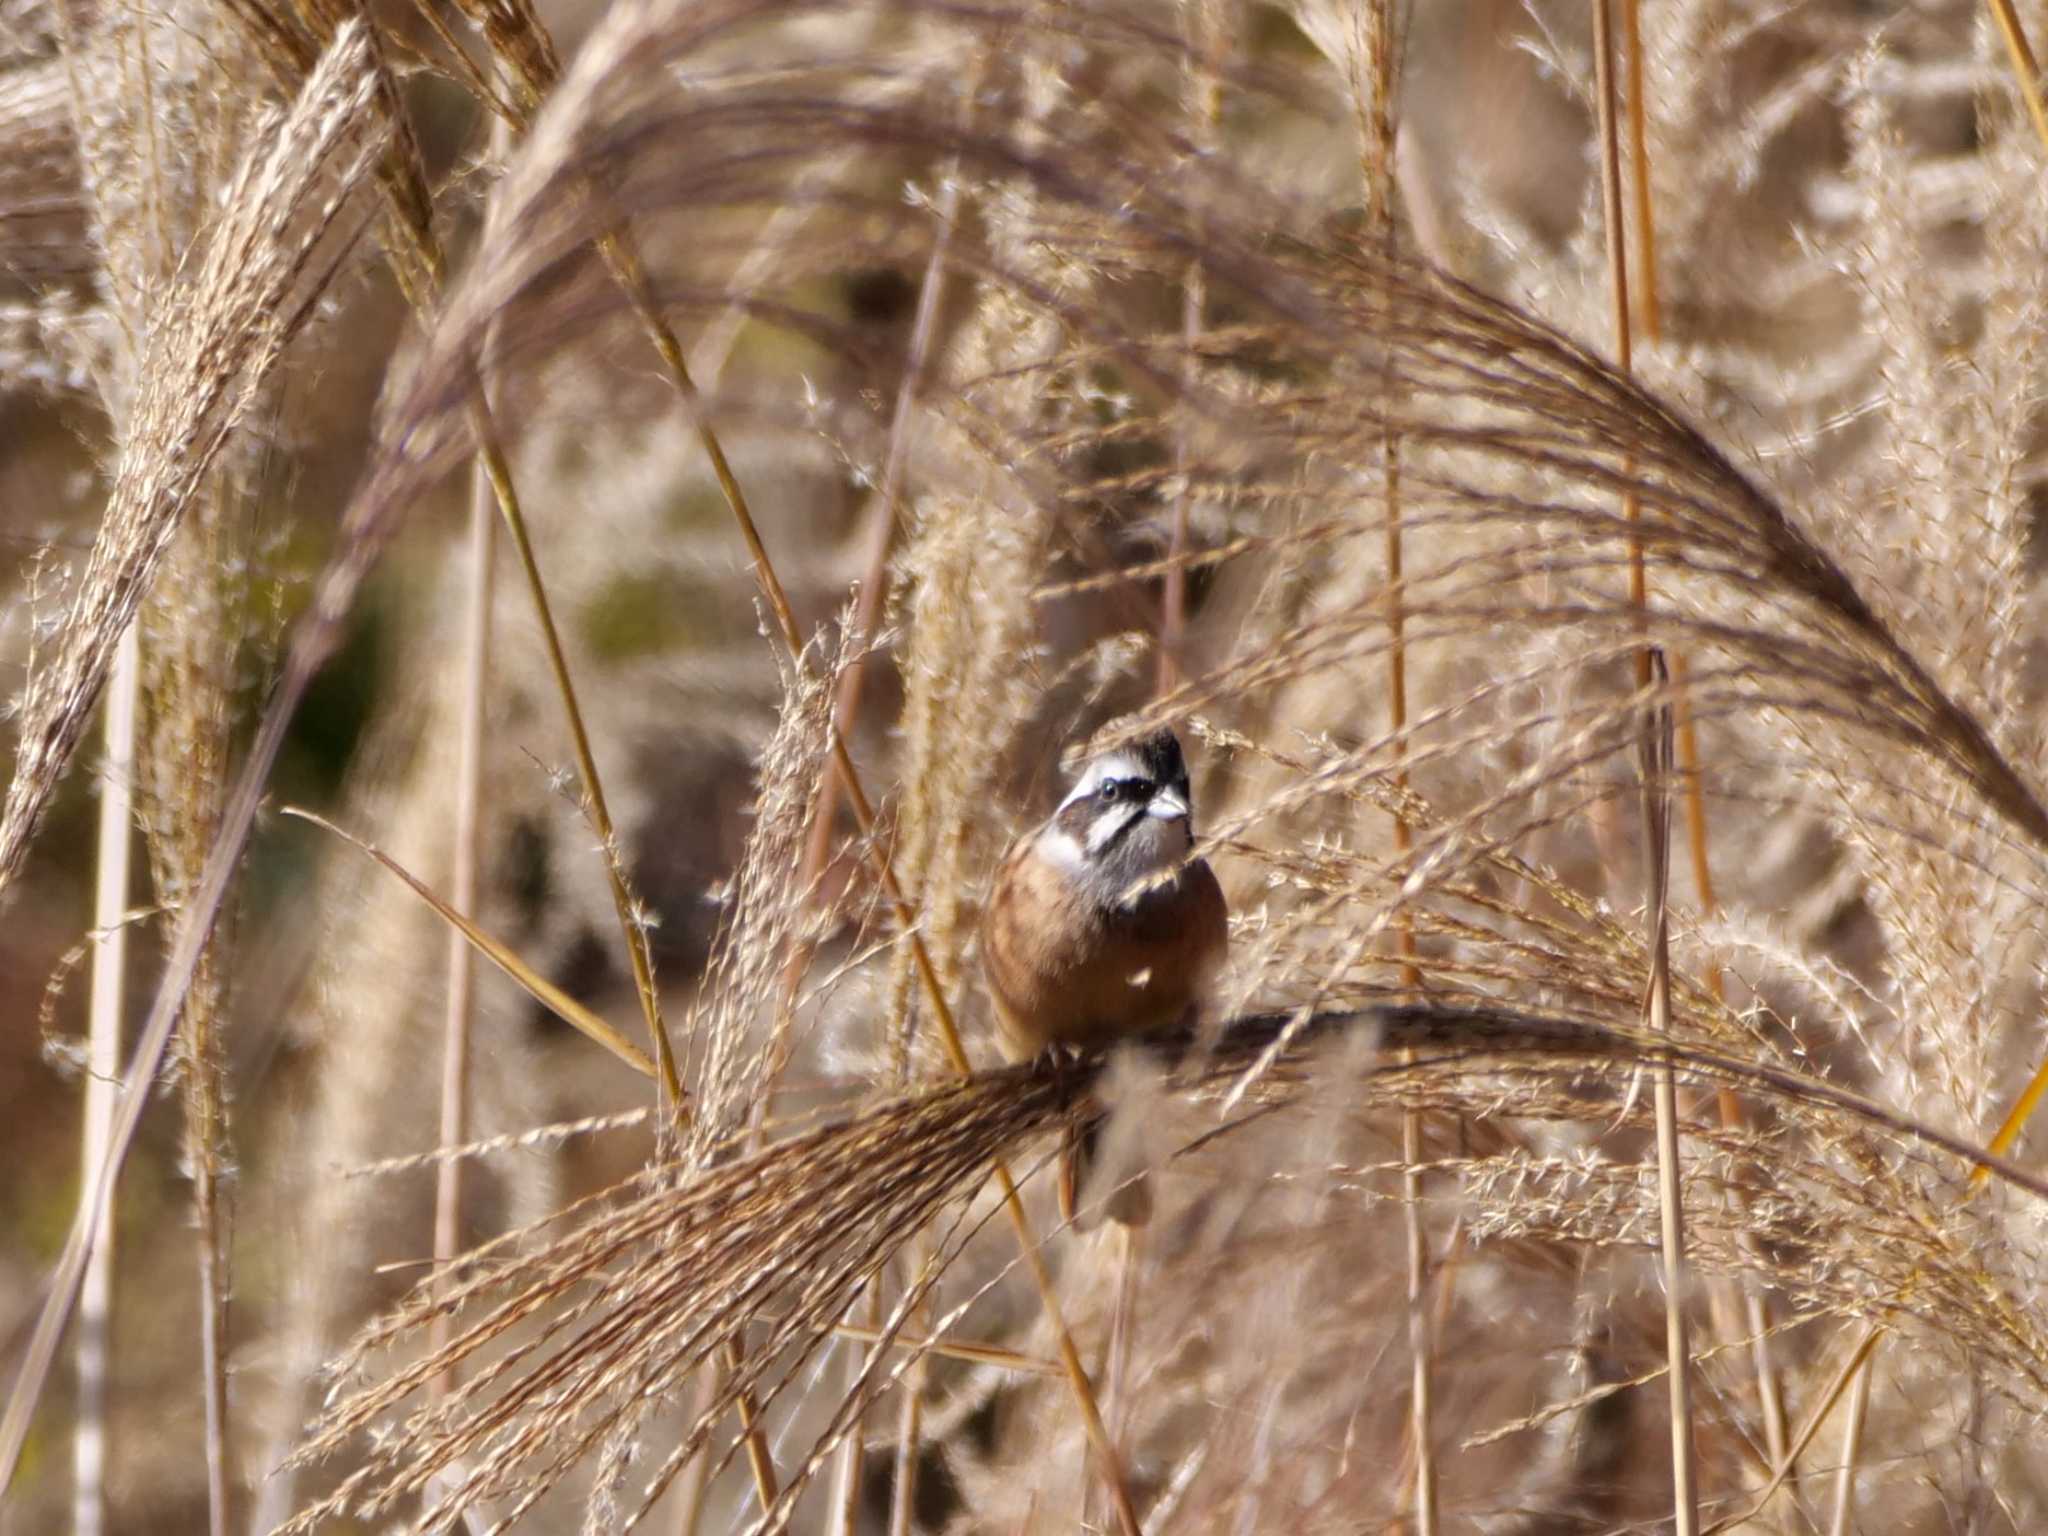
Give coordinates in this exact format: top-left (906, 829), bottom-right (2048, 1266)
top-left (1146, 789), bottom-right (1190, 822)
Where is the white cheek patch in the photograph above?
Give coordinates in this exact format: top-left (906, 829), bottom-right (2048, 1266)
top-left (1087, 806), bottom-right (1142, 854)
top-left (1039, 827), bottom-right (1087, 872)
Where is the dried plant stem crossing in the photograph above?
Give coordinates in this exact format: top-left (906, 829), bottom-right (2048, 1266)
top-left (1596, 6), bottom-right (1695, 1530)
top-left (461, 388), bottom-right (685, 1120)
top-left (1828, 1356), bottom-right (1875, 1536)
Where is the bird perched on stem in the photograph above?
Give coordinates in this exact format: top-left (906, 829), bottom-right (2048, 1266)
top-left (981, 727), bottom-right (1228, 1221)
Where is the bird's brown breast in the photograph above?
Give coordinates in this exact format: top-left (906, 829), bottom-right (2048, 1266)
top-left (981, 836), bottom-right (1228, 1059)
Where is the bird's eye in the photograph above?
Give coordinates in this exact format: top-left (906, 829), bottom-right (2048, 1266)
top-left (1098, 778), bottom-right (1124, 801)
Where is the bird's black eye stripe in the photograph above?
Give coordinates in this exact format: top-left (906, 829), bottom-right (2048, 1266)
top-left (1097, 777), bottom-right (1153, 802)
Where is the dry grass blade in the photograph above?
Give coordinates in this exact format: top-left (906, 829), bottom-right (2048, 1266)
top-left (282, 808), bottom-right (657, 1079)
top-left (1827, 1350), bottom-right (1876, 1536)
top-left (0, 19), bottom-right (386, 898)
top-left (1339, 0), bottom-right (1436, 1522)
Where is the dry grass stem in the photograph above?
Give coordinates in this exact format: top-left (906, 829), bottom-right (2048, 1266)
top-left (72, 622), bottom-right (135, 1536)
top-left (433, 201), bottom-right (504, 1384)
top-left (1637, 663), bottom-right (1698, 1534)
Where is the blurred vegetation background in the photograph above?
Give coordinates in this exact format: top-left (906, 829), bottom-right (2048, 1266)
top-left (8, 0), bottom-right (2048, 1532)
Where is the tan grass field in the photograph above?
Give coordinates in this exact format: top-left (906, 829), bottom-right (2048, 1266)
top-left (6, 0), bottom-right (2048, 1531)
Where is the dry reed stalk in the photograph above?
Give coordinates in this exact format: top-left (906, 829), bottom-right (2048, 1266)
top-left (797, 33), bottom-right (987, 905)
top-left (284, 809), bottom-right (656, 1076)
top-left (72, 622), bottom-right (135, 1536)
top-left (1343, 1), bottom-right (1439, 1527)
top-left (433, 159), bottom-right (504, 1381)
top-left (1636, 661), bottom-right (1697, 1533)
top-left (1156, 0), bottom-right (1224, 698)
top-left (141, 460), bottom-right (245, 1536)
top-left (1619, 1), bottom-right (1790, 1471)
top-left (0, 17), bottom-right (392, 1493)
top-left (1096, 1219), bottom-right (1144, 1533)
top-left (1622, 0), bottom-right (1660, 342)
top-left (824, 1280), bottom-right (879, 1536)
top-left (1596, 13), bottom-right (1694, 1529)
top-left (667, 1363), bottom-right (717, 1535)
top-left (1985, 0), bottom-right (2048, 153)
top-left (1827, 1353), bottom-right (1875, 1536)
top-left (884, 1341), bottom-right (927, 1536)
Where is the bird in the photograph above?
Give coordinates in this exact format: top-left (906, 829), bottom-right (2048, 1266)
top-left (980, 726), bottom-right (1229, 1222)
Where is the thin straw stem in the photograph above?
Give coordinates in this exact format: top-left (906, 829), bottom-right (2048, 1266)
top-left (1158, 0), bottom-right (1218, 696)
top-left (1598, 6), bottom-right (1692, 1531)
top-left (1622, 0), bottom-right (1659, 342)
top-left (825, 1283), bottom-right (879, 1536)
top-left (1986, 0), bottom-right (2048, 156)
top-left (73, 622), bottom-right (137, 1536)
top-left (1826, 1354), bottom-right (1873, 1536)
top-left (798, 119), bottom-right (970, 893)
top-left (434, 194), bottom-right (501, 1381)
top-left (884, 1348), bottom-right (927, 1536)
top-left (1638, 664), bottom-right (1698, 1536)
top-left (462, 385), bottom-right (685, 1120)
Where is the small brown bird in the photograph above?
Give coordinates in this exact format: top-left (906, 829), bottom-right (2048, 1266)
top-left (981, 728), bottom-right (1228, 1220)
